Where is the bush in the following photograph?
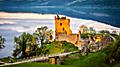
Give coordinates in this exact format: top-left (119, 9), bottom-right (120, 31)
top-left (46, 41), bottom-right (78, 54)
top-left (104, 34), bottom-right (120, 64)
top-left (62, 41), bottom-right (78, 52)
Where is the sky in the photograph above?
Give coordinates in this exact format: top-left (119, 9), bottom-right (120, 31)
top-left (0, 12), bottom-right (120, 33)
top-left (0, 12), bottom-right (55, 19)
top-left (0, 0), bottom-right (120, 27)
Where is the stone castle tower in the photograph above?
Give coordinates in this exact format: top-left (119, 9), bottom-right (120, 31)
top-left (54, 15), bottom-right (72, 38)
top-left (54, 15), bottom-right (82, 48)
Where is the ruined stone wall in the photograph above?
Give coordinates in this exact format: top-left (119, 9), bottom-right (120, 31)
top-left (56, 34), bottom-right (80, 47)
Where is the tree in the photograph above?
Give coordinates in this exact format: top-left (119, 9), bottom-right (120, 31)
top-left (80, 33), bottom-right (90, 39)
top-left (33, 26), bottom-right (53, 50)
top-left (99, 30), bottom-right (110, 34)
top-left (0, 35), bottom-right (5, 49)
top-left (105, 34), bottom-right (120, 63)
top-left (13, 32), bottom-right (37, 58)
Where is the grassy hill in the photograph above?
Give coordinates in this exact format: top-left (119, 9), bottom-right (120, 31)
top-left (3, 63), bottom-right (74, 67)
top-left (3, 51), bottom-right (120, 67)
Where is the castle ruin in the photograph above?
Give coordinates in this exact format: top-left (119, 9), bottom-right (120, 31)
top-left (54, 15), bottom-right (82, 48)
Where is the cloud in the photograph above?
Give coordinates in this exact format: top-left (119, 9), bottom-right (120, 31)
top-left (90, 13), bottom-right (110, 17)
top-left (66, 0), bottom-right (86, 6)
top-left (69, 17), bottom-right (120, 33)
top-left (0, 12), bottom-right (56, 19)
top-left (0, 20), bottom-right (16, 24)
top-left (86, 20), bottom-right (120, 32)
top-left (0, 12), bottom-right (119, 33)
top-left (40, 1), bottom-right (50, 5)
top-left (30, 6), bottom-right (62, 8)
top-left (66, 8), bottom-right (86, 14)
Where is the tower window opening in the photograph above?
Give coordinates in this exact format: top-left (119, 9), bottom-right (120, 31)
top-left (60, 23), bottom-right (62, 26)
top-left (63, 28), bottom-right (64, 31)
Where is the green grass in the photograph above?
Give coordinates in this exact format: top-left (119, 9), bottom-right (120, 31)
top-left (3, 52), bottom-right (108, 67)
top-left (4, 62), bottom-right (74, 67)
top-left (2, 51), bottom-right (120, 67)
top-left (63, 52), bottom-right (111, 67)
top-left (113, 63), bottom-right (120, 67)
top-left (0, 57), bottom-right (17, 63)
top-left (0, 57), bottom-right (11, 63)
